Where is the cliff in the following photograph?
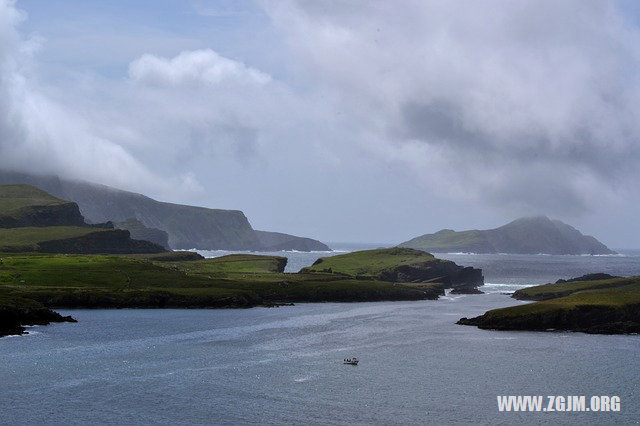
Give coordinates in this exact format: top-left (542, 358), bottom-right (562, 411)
top-left (400, 216), bottom-right (615, 255)
top-left (0, 170), bottom-right (329, 251)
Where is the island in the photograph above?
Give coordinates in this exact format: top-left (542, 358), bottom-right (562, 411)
top-left (399, 216), bottom-right (615, 255)
top-left (457, 274), bottom-right (640, 334)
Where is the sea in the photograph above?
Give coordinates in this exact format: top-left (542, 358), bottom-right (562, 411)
top-left (2, 245), bottom-right (640, 425)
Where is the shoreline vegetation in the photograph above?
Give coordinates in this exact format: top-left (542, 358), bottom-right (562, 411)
top-left (458, 274), bottom-right (640, 334)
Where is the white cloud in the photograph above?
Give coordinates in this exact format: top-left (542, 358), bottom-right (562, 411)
top-left (129, 49), bottom-right (271, 87)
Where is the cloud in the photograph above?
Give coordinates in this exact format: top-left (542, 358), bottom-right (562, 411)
top-left (263, 0), bottom-right (640, 216)
top-left (129, 49), bottom-right (271, 87)
top-left (0, 0), bottom-right (158, 191)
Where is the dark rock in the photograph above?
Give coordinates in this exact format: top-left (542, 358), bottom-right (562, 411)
top-left (0, 296), bottom-right (77, 338)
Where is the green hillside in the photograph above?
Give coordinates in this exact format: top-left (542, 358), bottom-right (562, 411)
top-left (458, 277), bottom-right (640, 334)
top-left (0, 184), bottom-right (67, 213)
top-left (303, 247), bottom-right (437, 277)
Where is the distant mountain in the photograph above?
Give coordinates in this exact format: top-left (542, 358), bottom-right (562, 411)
top-left (399, 216), bottom-right (615, 255)
top-left (0, 170), bottom-right (330, 251)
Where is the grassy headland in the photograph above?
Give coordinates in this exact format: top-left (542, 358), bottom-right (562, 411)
top-left (458, 276), bottom-right (640, 334)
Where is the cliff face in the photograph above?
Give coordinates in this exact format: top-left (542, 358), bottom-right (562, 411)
top-left (0, 171), bottom-right (329, 251)
top-left (400, 216), bottom-right (615, 255)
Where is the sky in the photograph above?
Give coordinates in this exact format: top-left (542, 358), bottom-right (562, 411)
top-left (1, 0), bottom-right (639, 247)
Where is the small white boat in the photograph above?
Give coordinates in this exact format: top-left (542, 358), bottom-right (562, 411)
top-left (343, 357), bottom-right (359, 365)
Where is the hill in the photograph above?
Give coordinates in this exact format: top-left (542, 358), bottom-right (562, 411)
top-left (0, 170), bottom-right (329, 251)
top-left (301, 247), bottom-right (484, 293)
top-left (399, 216), bottom-right (614, 255)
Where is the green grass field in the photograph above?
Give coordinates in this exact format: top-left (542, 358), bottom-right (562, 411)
top-left (0, 252), bottom-right (439, 311)
top-left (0, 185), bottom-right (68, 215)
top-left (512, 276), bottom-right (638, 300)
top-left (302, 247), bottom-right (440, 277)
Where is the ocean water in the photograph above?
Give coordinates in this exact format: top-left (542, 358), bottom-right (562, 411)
top-left (2, 249), bottom-right (640, 425)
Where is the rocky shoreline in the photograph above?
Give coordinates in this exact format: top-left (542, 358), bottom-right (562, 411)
top-left (0, 296), bottom-right (76, 338)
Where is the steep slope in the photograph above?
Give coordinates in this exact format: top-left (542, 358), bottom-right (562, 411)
top-left (0, 171), bottom-right (329, 251)
top-left (400, 216), bottom-right (614, 255)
